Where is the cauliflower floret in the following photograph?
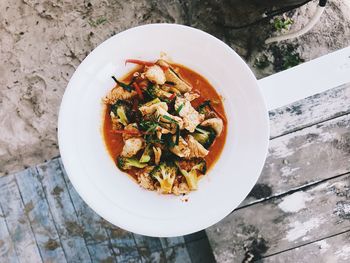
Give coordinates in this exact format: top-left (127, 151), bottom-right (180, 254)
top-left (145, 65), bottom-right (166, 85)
top-left (175, 97), bottom-right (204, 132)
top-left (201, 118), bottom-right (223, 136)
top-left (169, 136), bottom-right (190, 158)
top-left (139, 101), bottom-right (168, 116)
top-left (186, 135), bottom-right (209, 158)
top-left (104, 86), bottom-right (137, 104)
top-left (121, 137), bottom-right (145, 157)
top-left (137, 167), bottom-right (155, 190)
top-left (172, 182), bottom-right (190, 195)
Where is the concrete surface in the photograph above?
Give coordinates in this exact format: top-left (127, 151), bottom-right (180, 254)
top-left (0, 0), bottom-right (350, 176)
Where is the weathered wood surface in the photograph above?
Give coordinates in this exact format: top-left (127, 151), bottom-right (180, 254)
top-left (269, 83), bottom-right (350, 138)
top-left (207, 83), bottom-right (350, 262)
top-left (0, 158), bottom-right (197, 262)
top-left (208, 174), bottom-right (350, 262)
top-left (260, 230), bottom-right (350, 263)
top-left (242, 113), bottom-right (350, 207)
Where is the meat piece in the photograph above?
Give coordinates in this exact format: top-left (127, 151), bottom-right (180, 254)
top-left (157, 59), bottom-right (192, 93)
top-left (156, 107), bottom-right (184, 132)
top-left (121, 137), bottom-right (145, 157)
top-left (184, 92), bottom-right (200, 102)
top-left (139, 101), bottom-right (168, 116)
top-left (186, 135), bottom-right (209, 158)
top-left (122, 123), bottom-right (140, 141)
top-left (155, 126), bottom-right (170, 140)
top-left (169, 136), bottom-right (190, 158)
top-left (153, 146), bottom-right (162, 165)
top-left (201, 118), bottom-right (223, 136)
top-left (137, 167), bottom-right (155, 190)
top-left (104, 86), bottom-right (137, 104)
top-left (145, 65), bottom-right (166, 85)
top-left (175, 97), bottom-right (204, 132)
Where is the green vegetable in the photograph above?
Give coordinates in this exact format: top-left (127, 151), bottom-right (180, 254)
top-left (111, 76), bottom-right (133, 92)
top-left (111, 100), bottom-right (131, 126)
top-left (175, 103), bottom-right (184, 115)
top-left (197, 100), bottom-right (211, 115)
top-left (150, 162), bottom-right (178, 193)
top-left (176, 159), bottom-right (207, 190)
top-left (140, 145), bottom-right (152, 163)
top-left (146, 84), bottom-right (172, 100)
top-left (117, 156), bottom-right (147, 170)
top-left (192, 126), bottom-right (216, 149)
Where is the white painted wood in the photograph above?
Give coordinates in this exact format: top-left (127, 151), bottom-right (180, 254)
top-left (0, 175), bottom-right (42, 263)
top-left (242, 113), bottom-right (350, 206)
top-left (269, 83), bottom-right (350, 138)
top-left (259, 46), bottom-right (350, 110)
top-left (261, 231), bottom-right (350, 263)
top-left (15, 168), bottom-right (66, 263)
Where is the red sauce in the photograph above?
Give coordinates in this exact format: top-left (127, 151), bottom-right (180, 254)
top-left (103, 64), bottom-right (227, 179)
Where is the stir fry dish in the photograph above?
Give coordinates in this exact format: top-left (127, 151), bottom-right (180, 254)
top-left (103, 57), bottom-right (227, 195)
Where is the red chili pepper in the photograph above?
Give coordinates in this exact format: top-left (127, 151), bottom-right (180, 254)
top-left (168, 93), bottom-right (176, 101)
top-left (211, 106), bottom-right (226, 121)
top-left (111, 129), bottom-right (141, 135)
top-left (125, 59), bottom-right (155, 67)
top-left (133, 82), bottom-right (144, 100)
top-left (160, 65), bottom-right (169, 71)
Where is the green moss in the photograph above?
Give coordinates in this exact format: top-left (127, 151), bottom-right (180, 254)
top-left (273, 17), bottom-right (294, 32)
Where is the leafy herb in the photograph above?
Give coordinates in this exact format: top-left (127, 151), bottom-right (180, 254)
top-left (273, 17), bottom-right (293, 32)
top-left (175, 124), bottom-right (180, 145)
top-left (162, 115), bottom-right (177, 124)
top-left (111, 76), bottom-right (133, 92)
top-left (175, 103), bottom-right (184, 115)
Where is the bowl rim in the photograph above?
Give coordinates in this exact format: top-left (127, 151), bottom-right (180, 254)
top-left (58, 23), bottom-right (270, 237)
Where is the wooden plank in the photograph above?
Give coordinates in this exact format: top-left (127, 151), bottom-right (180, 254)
top-left (242, 113), bottom-right (350, 206)
top-left (133, 234), bottom-right (163, 262)
top-left (36, 160), bottom-right (92, 262)
top-left (94, 216), bottom-right (140, 262)
top-left (15, 168), bottom-right (66, 263)
top-left (164, 244), bottom-right (191, 263)
top-left (0, 175), bottom-right (42, 263)
top-left (0, 202), bottom-right (19, 263)
top-left (159, 236), bottom-right (185, 249)
top-left (269, 83), bottom-right (350, 138)
top-left (260, 231), bottom-right (350, 263)
top-left (207, 174), bottom-right (350, 262)
top-left (58, 160), bottom-right (117, 262)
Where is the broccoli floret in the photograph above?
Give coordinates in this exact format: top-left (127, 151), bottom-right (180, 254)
top-left (150, 162), bottom-right (178, 194)
top-left (139, 145), bottom-right (152, 163)
top-left (146, 84), bottom-right (172, 100)
top-left (111, 100), bottom-right (131, 126)
top-left (117, 156), bottom-right (147, 170)
top-left (192, 126), bottom-right (216, 149)
top-left (176, 159), bottom-right (207, 190)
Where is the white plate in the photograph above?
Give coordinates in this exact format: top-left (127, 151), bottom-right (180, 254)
top-left (58, 24), bottom-right (269, 237)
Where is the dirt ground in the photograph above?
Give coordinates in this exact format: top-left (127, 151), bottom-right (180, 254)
top-left (0, 0), bottom-right (349, 175)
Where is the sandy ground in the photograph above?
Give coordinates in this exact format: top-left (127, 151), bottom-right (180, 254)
top-left (0, 0), bottom-right (349, 176)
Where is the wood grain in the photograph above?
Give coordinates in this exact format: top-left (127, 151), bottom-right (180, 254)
top-left (0, 175), bottom-right (42, 263)
top-left (243, 113), bottom-right (350, 206)
top-left (207, 174), bottom-right (350, 262)
top-left (15, 168), bottom-right (67, 263)
top-left (36, 160), bottom-right (92, 262)
top-left (269, 83), bottom-right (350, 138)
top-left (260, 231), bottom-right (350, 263)
top-left (0, 202), bottom-right (18, 263)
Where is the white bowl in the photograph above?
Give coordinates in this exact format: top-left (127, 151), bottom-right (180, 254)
top-left (58, 24), bottom-right (269, 237)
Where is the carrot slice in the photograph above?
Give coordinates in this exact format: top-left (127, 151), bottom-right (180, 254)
top-left (133, 82), bottom-right (144, 100)
top-left (125, 59), bottom-right (155, 67)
